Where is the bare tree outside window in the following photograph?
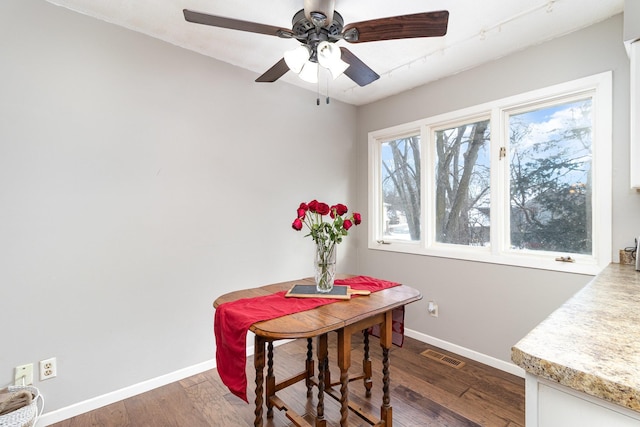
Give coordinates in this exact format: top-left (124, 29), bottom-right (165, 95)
top-left (435, 120), bottom-right (491, 246)
top-left (381, 136), bottom-right (420, 241)
top-left (509, 99), bottom-right (593, 254)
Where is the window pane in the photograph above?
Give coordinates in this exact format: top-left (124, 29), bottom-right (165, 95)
top-left (381, 136), bottom-right (421, 241)
top-left (435, 120), bottom-right (491, 246)
top-left (509, 99), bottom-right (593, 254)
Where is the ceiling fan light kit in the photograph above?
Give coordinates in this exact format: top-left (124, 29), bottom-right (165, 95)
top-left (284, 41), bottom-right (346, 83)
top-left (183, 0), bottom-right (448, 89)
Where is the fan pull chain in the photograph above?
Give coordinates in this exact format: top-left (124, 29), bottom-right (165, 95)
top-left (314, 70), bottom-right (331, 106)
top-left (326, 74), bottom-right (330, 104)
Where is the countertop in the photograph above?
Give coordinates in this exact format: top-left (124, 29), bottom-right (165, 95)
top-left (512, 263), bottom-right (640, 412)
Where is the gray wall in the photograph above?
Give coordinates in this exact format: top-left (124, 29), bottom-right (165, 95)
top-left (0, 0), bottom-right (357, 414)
top-left (624, 0), bottom-right (640, 42)
top-left (355, 14), bottom-right (640, 363)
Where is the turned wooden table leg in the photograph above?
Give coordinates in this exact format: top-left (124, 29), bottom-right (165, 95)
top-left (379, 311), bottom-right (393, 427)
top-left (337, 328), bottom-right (352, 427)
top-left (323, 347), bottom-right (331, 390)
top-left (306, 338), bottom-right (314, 397)
top-left (362, 329), bottom-right (372, 397)
top-left (254, 335), bottom-right (266, 427)
top-left (316, 334), bottom-right (328, 427)
top-left (266, 341), bottom-right (275, 419)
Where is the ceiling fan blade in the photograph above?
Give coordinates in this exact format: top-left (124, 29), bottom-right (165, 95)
top-left (255, 58), bottom-right (290, 83)
top-left (342, 11), bottom-right (449, 43)
top-left (340, 47), bottom-right (379, 87)
top-left (183, 9), bottom-right (294, 38)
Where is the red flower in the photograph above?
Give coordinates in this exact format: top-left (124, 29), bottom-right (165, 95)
top-left (353, 212), bottom-right (362, 225)
top-left (330, 203), bottom-right (348, 218)
top-left (292, 200), bottom-right (362, 247)
top-left (316, 202), bottom-right (331, 216)
top-left (335, 204), bottom-right (348, 215)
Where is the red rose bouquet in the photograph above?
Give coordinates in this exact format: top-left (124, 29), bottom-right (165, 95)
top-left (292, 200), bottom-right (362, 291)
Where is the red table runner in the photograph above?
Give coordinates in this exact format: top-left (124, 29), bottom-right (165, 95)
top-left (213, 276), bottom-right (403, 402)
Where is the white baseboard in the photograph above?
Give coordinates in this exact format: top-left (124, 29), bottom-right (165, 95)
top-left (37, 359), bottom-right (215, 426)
top-left (404, 328), bottom-right (525, 378)
top-left (38, 332), bottom-right (522, 425)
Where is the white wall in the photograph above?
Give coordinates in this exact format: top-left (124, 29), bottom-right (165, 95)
top-left (355, 14), bottom-right (640, 363)
top-left (0, 0), bottom-right (357, 417)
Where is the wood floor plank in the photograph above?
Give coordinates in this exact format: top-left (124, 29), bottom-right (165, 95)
top-left (459, 387), bottom-right (523, 426)
top-left (54, 401), bottom-right (130, 427)
top-left (182, 374), bottom-right (238, 426)
top-left (124, 382), bottom-right (209, 426)
top-left (394, 384), bottom-right (481, 427)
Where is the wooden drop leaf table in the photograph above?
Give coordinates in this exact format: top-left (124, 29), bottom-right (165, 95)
top-left (213, 276), bottom-right (422, 427)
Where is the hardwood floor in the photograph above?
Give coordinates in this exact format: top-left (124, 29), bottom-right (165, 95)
top-left (51, 335), bottom-right (524, 426)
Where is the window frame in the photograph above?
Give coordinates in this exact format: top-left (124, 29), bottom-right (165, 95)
top-left (368, 72), bottom-right (612, 275)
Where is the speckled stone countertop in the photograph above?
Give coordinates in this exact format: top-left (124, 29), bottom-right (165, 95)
top-left (512, 263), bottom-right (640, 412)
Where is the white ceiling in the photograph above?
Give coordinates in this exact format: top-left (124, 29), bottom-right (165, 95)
top-left (45, 0), bottom-right (623, 106)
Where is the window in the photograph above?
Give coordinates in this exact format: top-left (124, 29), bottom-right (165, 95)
top-left (435, 118), bottom-right (491, 246)
top-left (380, 135), bottom-right (421, 242)
top-left (368, 73), bottom-right (612, 274)
top-left (508, 99), bottom-right (593, 255)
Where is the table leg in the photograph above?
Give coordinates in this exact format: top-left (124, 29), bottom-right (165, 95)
top-left (254, 335), bottom-right (266, 427)
top-left (306, 338), bottom-right (314, 397)
top-left (362, 329), bottom-right (372, 397)
top-left (379, 311), bottom-right (393, 427)
top-left (316, 334), bottom-right (328, 427)
top-left (337, 329), bottom-right (352, 427)
top-left (266, 341), bottom-right (275, 419)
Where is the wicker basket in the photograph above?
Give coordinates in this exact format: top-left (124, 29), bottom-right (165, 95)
top-left (0, 386), bottom-right (42, 427)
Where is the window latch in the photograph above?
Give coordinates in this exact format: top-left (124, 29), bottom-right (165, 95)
top-left (376, 240), bottom-right (391, 245)
top-left (555, 256), bottom-right (575, 263)
top-left (499, 147), bottom-right (507, 159)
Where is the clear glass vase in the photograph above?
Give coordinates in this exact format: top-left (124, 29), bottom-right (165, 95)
top-left (314, 242), bottom-right (337, 293)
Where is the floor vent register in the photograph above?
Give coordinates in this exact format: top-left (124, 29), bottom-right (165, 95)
top-left (420, 349), bottom-right (466, 369)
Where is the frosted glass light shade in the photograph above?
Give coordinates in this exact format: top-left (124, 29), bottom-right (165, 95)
top-left (317, 41), bottom-right (349, 79)
top-left (284, 46), bottom-right (311, 74)
top-left (298, 61), bottom-right (319, 83)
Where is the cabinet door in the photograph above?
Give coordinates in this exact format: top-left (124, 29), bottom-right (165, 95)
top-left (539, 382), bottom-right (640, 427)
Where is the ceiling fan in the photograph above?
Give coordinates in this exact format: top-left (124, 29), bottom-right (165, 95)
top-left (183, 0), bottom-right (449, 87)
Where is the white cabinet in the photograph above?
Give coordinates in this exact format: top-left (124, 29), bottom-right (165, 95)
top-left (525, 374), bottom-right (640, 427)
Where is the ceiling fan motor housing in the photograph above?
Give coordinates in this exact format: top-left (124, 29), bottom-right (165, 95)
top-left (291, 9), bottom-right (344, 62)
top-left (292, 9), bottom-right (344, 39)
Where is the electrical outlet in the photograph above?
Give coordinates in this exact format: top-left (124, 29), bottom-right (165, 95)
top-left (428, 300), bottom-right (439, 317)
top-left (14, 364), bottom-right (33, 386)
top-left (40, 357), bottom-right (57, 381)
